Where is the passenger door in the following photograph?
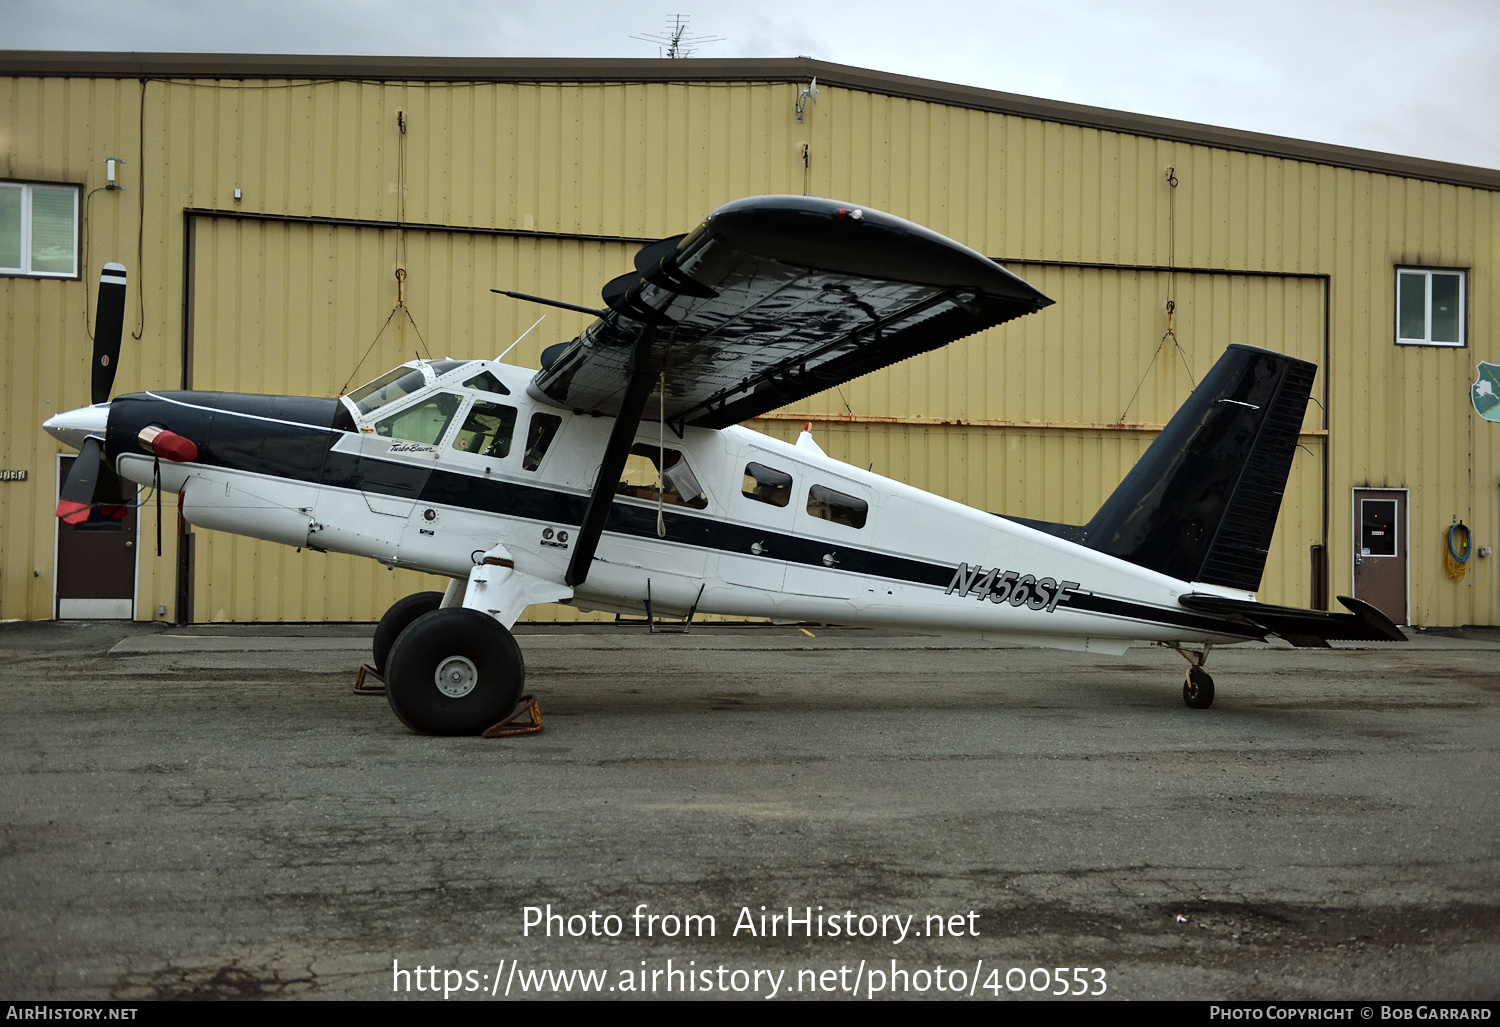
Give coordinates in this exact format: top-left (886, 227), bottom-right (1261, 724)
top-left (717, 451), bottom-right (796, 592)
top-left (602, 441), bottom-right (710, 581)
top-left (786, 473), bottom-right (873, 600)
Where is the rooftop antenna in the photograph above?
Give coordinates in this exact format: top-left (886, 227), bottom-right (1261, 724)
top-left (496, 314), bottom-right (546, 364)
top-left (632, 14), bottom-right (723, 58)
top-left (795, 77), bottom-right (818, 122)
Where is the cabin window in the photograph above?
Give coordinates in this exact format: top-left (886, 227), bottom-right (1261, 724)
top-left (742, 462), bottom-right (793, 507)
top-left (0, 181), bottom-right (79, 278)
top-left (372, 392), bottom-right (462, 445)
top-left (807, 483), bottom-right (868, 529)
top-left (615, 443), bottom-right (708, 509)
top-left (1396, 268), bottom-right (1465, 346)
top-left (452, 400), bottom-right (518, 458)
top-left (348, 367), bottom-right (428, 416)
top-left (462, 370), bottom-right (510, 395)
top-left (523, 413), bottom-right (563, 471)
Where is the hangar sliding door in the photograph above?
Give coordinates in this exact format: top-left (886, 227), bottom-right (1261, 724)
top-left (187, 214), bottom-right (635, 622)
top-left (754, 265), bottom-right (1328, 609)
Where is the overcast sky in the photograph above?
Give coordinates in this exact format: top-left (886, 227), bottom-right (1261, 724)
top-left (9, 0), bottom-right (1498, 170)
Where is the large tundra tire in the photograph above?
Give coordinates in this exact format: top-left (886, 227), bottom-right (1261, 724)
top-left (372, 590), bottom-right (445, 673)
top-left (384, 608), bottom-right (525, 735)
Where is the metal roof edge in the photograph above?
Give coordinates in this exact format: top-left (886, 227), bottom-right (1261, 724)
top-left (3, 51), bottom-right (1496, 191)
top-left (808, 61), bottom-right (1500, 192)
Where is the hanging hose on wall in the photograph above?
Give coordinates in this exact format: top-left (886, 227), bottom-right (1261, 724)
top-left (1444, 520), bottom-right (1471, 580)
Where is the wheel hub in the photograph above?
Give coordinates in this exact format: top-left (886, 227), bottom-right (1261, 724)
top-left (434, 655), bottom-right (479, 698)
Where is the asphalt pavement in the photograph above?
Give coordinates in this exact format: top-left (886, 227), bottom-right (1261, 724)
top-left (1, 620), bottom-right (1496, 1001)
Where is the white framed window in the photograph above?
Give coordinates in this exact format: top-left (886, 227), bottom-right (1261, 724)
top-left (1396, 267), bottom-right (1466, 347)
top-left (0, 181), bottom-right (80, 279)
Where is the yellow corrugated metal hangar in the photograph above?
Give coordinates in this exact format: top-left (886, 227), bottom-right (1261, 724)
top-left (1, 52), bottom-right (1496, 628)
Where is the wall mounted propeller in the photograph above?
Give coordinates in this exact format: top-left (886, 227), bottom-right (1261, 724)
top-left (55, 263), bottom-right (130, 527)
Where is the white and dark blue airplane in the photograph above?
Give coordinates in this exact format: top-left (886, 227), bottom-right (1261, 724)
top-left (45, 196), bottom-right (1404, 734)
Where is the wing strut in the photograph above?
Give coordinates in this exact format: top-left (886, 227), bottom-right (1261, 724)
top-left (565, 328), bottom-right (657, 587)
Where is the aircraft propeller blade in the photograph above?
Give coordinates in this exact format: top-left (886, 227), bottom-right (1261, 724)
top-left (54, 437), bottom-right (129, 527)
top-left (56, 437), bottom-right (103, 524)
top-left (90, 263), bottom-right (128, 405)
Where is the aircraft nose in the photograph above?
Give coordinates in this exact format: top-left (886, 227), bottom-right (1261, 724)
top-left (43, 403), bottom-right (110, 451)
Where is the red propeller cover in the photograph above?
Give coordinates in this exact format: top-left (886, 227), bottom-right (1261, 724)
top-left (56, 499), bottom-right (91, 524)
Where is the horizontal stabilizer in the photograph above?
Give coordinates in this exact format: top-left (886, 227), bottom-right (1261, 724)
top-left (1179, 593), bottom-right (1406, 647)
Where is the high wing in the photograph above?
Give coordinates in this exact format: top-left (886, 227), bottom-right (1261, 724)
top-left (526, 195), bottom-right (1052, 430)
top-left (516, 195), bottom-right (1053, 588)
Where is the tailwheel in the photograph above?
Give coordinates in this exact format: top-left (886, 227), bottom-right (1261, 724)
top-left (1183, 665), bottom-right (1215, 709)
top-left (385, 608), bottom-right (526, 735)
top-left (372, 590), bottom-right (445, 674)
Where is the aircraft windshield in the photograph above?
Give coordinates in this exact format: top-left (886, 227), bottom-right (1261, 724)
top-left (347, 367), bottom-right (429, 417)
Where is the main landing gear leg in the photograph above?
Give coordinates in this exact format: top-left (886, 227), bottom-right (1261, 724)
top-left (381, 545), bottom-right (573, 736)
top-left (1161, 641), bottom-right (1215, 709)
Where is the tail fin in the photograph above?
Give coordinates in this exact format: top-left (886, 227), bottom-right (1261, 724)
top-left (1013, 344), bottom-right (1316, 591)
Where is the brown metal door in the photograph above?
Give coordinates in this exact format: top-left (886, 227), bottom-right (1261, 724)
top-left (55, 455), bottom-right (137, 619)
top-left (1353, 488), bottom-right (1407, 625)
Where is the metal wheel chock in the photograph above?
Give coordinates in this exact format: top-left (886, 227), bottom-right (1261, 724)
top-left (353, 663), bottom-right (387, 695)
top-left (482, 695), bottom-right (544, 738)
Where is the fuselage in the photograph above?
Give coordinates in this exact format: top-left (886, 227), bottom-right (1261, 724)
top-left (54, 357), bottom-right (1259, 651)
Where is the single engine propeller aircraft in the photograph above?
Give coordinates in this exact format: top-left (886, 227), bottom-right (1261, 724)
top-left (46, 196), bottom-right (1404, 734)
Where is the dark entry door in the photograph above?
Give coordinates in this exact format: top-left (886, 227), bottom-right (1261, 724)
top-left (55, 455), bottom-right (137, 619)
top-left (1353, 488), bottom-right (1407, 625)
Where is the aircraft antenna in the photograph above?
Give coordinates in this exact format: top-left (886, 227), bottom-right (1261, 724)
top-left (497, 314), bottom-right (546, 364)
top-left (631, 15), bottom-right (722, 58)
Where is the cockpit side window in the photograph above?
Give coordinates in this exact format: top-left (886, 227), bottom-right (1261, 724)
top-left (462, 370), bottom-right (511, 395)
top-left (452, 400), bottom-right (518, 458)
top-left (742, 462), bottom-right (793, 507)
top-left (347, 367), bottom-right (428, 417)
top-left (807, 483), bottom-right (869, 529)
top-left (523, 413), bottom-right (563, 471)
top-left (373, 392), bottom-right (463, 445)
top-left (615, 443), bottom-right (708, 509)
